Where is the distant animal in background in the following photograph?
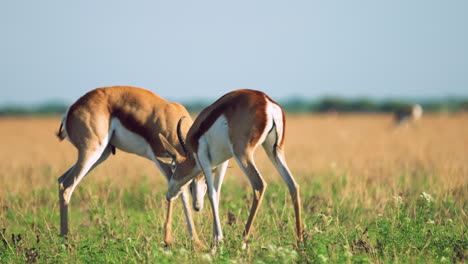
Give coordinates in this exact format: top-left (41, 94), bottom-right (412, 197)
top-left (394, 104), bottom-right (423, 126)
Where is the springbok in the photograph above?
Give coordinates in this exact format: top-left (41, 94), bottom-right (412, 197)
top-left (394, 104), bottom-right (423, 126)
top-left (159, 89), bottom-right (303, 249)
top-left (56, 86), bottom-right (205, 247)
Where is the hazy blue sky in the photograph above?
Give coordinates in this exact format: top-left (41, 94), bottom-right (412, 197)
top-left (1, 0), bottom-right (467, 105)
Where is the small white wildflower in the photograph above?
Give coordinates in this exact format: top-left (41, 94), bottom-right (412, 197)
top-left (200, 253), bottom-right (212, 263)
top-left (318, 254), bottom-right (328, 262)
top-left (317, 213), bottom-right (333, 226)
top-left (393, 195), bottom-right (403, 203)
top-left (267, 244), bottom-right (276, 251)
top-left (344, 245), bottom-right (353, 257)
top-left (179, 248), bottom-right (189, 255)
top-left (427, 219), bottom-right (435, 225)
top-left (162, 249), bottom-right (173, 256)
top-left (420, 192), bottom-right (433, 203)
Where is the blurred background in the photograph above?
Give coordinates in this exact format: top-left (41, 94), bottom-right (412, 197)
top-left (0, 4), bottom-right (467, 262)
top-left (1, 0), bottom-right (467, 114)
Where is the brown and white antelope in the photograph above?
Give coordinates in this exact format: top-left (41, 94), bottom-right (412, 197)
top-left (56, 86), bottom-right (205, 247)
top-left (159, 89), bottom-right (303, 249)
top-left (394, 104), bottom-right (423, 126)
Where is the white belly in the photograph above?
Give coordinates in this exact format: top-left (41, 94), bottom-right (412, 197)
top-left (199, 115), bottom-right (233, 166)
top-left (110, 118), bottom-right (155, 161)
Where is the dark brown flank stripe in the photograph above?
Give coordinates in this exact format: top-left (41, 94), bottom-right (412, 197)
top-left (66, 86), bottom-right (190, 157)
top-left (186, 89), bottom-right (271, 153)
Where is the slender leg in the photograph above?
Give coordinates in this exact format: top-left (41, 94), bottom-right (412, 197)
top-left (58, 167), bottom-right (73, 237)
top-left (194, 154), bottom-right (223, 248)
top-left (208, 160), bottom-right (229, 247)
top-left (232, 151), bottom-right (266, 243)
top-left (164, 200), bottom-right (173, 246)
top-left (88, 145), bottom-right (113, 171)
top-left (156, 160), bottom-right (203, 247)
top-left (263, 141), bottom-right (303, 242)
top-left (180, 187), bottom-right (204, 247)
top-left (213, 160), bottom-right (229, 200)
top-left (58, 144), bottom-right (110, 237)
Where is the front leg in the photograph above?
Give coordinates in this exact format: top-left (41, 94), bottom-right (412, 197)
top-left (194, 153), bottom-right (224, 249)
top-left (180, 186), bottom-right (204, 248)
top-left (164, 200), bottom-right (173, 247)
top-left (157, 160), bottom-right (202, 247)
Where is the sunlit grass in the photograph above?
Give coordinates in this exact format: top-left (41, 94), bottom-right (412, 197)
top-left (0, 114), bottom-right (467, 263)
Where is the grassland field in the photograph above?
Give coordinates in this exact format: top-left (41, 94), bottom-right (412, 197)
top-left (0, 113), bottom-right (467, 263)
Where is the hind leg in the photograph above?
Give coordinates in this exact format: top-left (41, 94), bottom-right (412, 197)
top-left (214, 160), bottom-right (229, 198)
top-left (263, 133), bottom-right (303, 242)
top-left (58, 143), bottom-right (111, 236)
top-left (57, 144), bottom-right (112, 189)
top-left (89, 144), bottom-right (113, 171)
top-left (228, 140), bottom-right (267, 244)
top-left (232, 150), bottom-right (266, 244)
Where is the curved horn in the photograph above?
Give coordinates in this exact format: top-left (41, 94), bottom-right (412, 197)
top-left (177, 116), bottom-right (188, 154)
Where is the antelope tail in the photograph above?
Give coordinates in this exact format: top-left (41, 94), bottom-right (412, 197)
top-left (56, 117), bottom-right (67, 141)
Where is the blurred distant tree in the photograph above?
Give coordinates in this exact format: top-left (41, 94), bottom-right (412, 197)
top-left (316, 97), bottom-right (348, 112)
top-left (315, 97), bottom-right (377, 112)
top-left (379, 100), bottom-right (408, 112)
top-left (0, 102), bottom-right (67, 116)
top-left (459, 100), bottom-right (468, 111)
top-left (348, 98), bottom-right (376, 112)
top-left (36, 103), bottom-right (68, 115)
top-left (1, 97), bottom-right (468, 116)
top-left (181, 101), bottom-right (209, 113)
top-left (280, 97), bottom-right (312, 113)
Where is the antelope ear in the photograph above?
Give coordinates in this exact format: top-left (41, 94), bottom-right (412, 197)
top-left (158, 133), bottom-right (184, 162)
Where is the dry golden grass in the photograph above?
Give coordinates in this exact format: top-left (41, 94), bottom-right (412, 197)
top-left (1, 113), bottom-right (467, 263)
top-left (0, 113), bottom-right (466, 208)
